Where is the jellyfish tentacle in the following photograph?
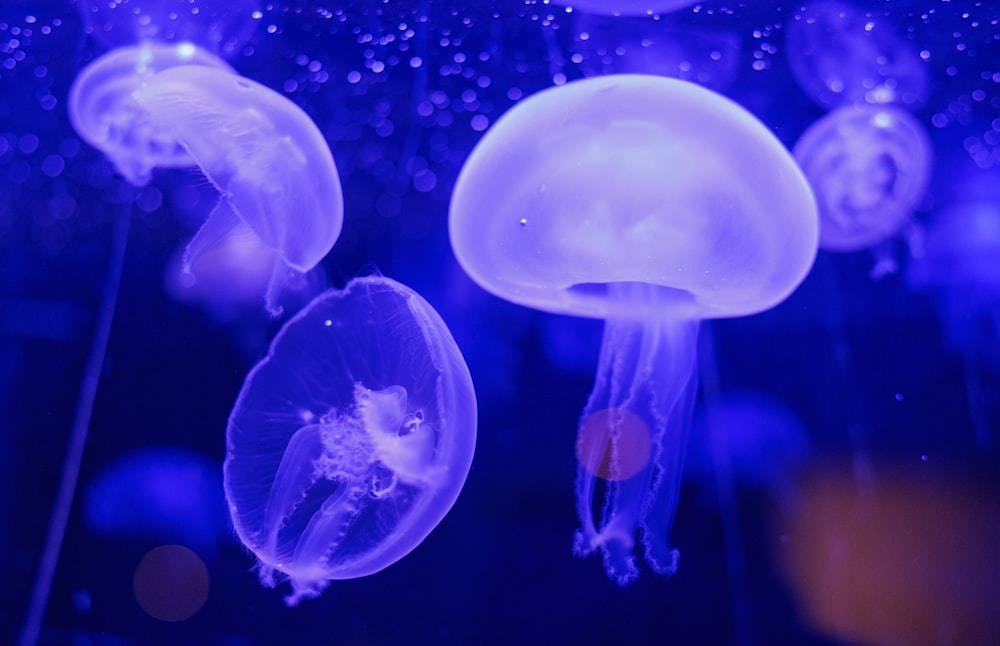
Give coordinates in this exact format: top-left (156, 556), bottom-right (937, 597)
top-left (574, 283), bottom-right (700, 584)
top-left (182, 195), bottom-right (242, 273)
top-left (261, 423), bottom-right (326, 563)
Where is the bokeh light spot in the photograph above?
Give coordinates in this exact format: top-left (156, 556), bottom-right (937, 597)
top-left (133, 545), bottom-right (209, 622)
top-left (577, 407), bottom-right (652, 481)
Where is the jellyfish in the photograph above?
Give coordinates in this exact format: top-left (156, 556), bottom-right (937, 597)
top-left (552, 0), bottom-right (697, 17)
top-left (907, 167), bottom-right (1000, 450)
top-left (224, 275), bottom-right (477, 605)
top-left (449, 74), bottom-right (818, 584)
top-left (132, 64), bottom-right (344, 315)
top-left (786, 0), bottom-right (929, 109)
top-left (793, 104), bottom-right (932, 263)
top-left (68, 42), bottom-right (234, 186)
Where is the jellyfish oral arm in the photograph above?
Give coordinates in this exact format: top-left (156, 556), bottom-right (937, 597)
top-left (573, 291), bottom-right (699, 586)
top-left (258, 423), bottom-right (325, 573)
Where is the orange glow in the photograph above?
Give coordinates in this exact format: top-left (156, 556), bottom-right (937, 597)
top-left (133, 544), bottom-right (210, 622)
top-left (577, 408), bottom-right (652, 481)
top-left (775, 464), bottom-right (1000, 646)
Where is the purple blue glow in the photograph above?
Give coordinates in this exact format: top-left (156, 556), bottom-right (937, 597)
top-left (793, 104), bottom-right (933, 253)
top-left (84, 447), bottom-right (227, 551)
top-left (77, 0), bottom-right (261, 58)
top-left (133, 64), bottom-right (344, 315)
top-left (552, 0), bottom-right (697, 17)
top-left (68, 42), bottom-right (233, 186)
top-left (786, 0), bottom-right (929, 109)
top-left (570, 13), bottom-right (743, 90)
top-left (224, 275), bottom-right (477, 605)
top-left (449, 74), bottom-right (818, 584)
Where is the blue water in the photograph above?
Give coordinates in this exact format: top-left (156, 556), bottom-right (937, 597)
top-left (2, 1), bottom-right (998, 644)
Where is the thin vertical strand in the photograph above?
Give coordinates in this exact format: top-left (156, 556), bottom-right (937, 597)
top-left (19, 200), bottom-right (131, 646)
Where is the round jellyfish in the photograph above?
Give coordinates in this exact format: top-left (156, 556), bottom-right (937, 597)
top-left (552, 0), bottom-right (697, 17)
top-left (77, 0), bottom-right (261, 59)
top-left (225, 275), bottom-right (477, 605)
top-left (786, 0), bottom-right (929, 109)
top-left (449, 74), bottom-right (818, 584)
top-left (68, 42), bottom-right (234, 186)
top-left (132, 64), bottom-right (344, 315)
top-left (793, 104), bottom-right (932, 253)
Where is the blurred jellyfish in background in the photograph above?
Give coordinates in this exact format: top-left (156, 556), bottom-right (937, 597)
top-left (908, 164), bottom-right (1000, 451)
top-left (567, 12), bottom-right (742, 91)
top-left (68, 42), bottom-right (233, 186)
top-left (6, 1), bottom-right (1000, 643)
top-left (77, 0), bottom-right (261, 59)
top-left (774, 464), bottom-right (1000, 645)
top-left (132, 64), bottom-right (344, 315)
top-left (786, 0), bottom-right (929, 110)
top-left (793, 103), bottom-right (933, 276)
top-left (450, 74), bottom-right (818, 584)
top-left (84, 447), bottom-right (228, 554)
top-left (551, 0), bottom-right (698, 18)
top-left (225, 276), bottom-right (477, 605)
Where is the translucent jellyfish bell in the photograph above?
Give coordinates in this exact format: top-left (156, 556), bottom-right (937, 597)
top-left (793, 104), bottom-right (932, 254)
top-left (132, 65), bottom-right (344, 314)
top-left (77, 0), bottom-right (261, 59)
top-left (449, 74), bottom-right (818, 584)
top-left (68, 42), bottom-right (233, 186)
top-left (225, 276), bottom-right (477, 605)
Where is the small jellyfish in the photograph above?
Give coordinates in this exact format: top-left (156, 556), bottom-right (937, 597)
top-left (793, 104), bottom-right (932, 254)
top-left (552, 0), bottom-right (697, 17)
top-left (68, 42), bottom-right (234, 186)
top-left (133, 65), bottom-right (344, 315)
top-left (786, 0), bottom-right (929, 109)
top-left (225, 276), bottom-right (477, 605)
top-left (449, 74), bottom-right (818, 584)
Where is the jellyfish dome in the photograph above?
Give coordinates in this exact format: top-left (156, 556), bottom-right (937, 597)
top-left (450, 74), bottom-right (817, 584)
top-left (793, 104), bottom-right (933, 253)
top-left (68, 42), bottom-right (233, 186)
top-left (225, 276), bottom-right (477, 605)
top-left (571, 13), bottom-right (743, 90)
top-left (133, 65), bottom-right (344, 314)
